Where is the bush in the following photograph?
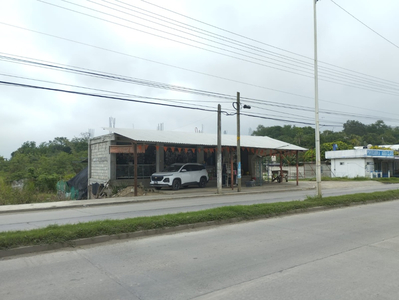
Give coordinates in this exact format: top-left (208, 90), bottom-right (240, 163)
top-left (36, 174), bottom-right (59, 192)
top-left (0, 179), bottom-right (38, 205)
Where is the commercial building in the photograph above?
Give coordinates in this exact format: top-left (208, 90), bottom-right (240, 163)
top-left (325, 149), bottom-right (398, 178)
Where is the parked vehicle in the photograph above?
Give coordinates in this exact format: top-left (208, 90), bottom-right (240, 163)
top-left (150, 163), bottom-right (209, 190)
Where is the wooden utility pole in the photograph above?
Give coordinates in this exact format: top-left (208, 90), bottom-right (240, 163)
top-left (217, 104), bottom-right (222, 194)
top-left (237, 92), bottom-right (241, 192)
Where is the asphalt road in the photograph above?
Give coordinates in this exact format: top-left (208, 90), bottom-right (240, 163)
top-left (2, 198), bottom-right (399, 299)
top-left (1, 181), bottom-right (398, 232)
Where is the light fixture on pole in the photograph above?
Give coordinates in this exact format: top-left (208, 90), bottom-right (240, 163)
top-left (313, 0), bottom-right (322, 196)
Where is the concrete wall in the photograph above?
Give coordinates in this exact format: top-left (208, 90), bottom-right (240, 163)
top-left (330, 158), bottom-right (373, 178)
top-left (89, 134), bottom-right (114, 184)
top-left (303, 162), bottom-right (331, 178)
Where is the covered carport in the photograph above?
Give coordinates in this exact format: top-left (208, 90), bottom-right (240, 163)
top-left (88, 128), bottom-right (306, 198)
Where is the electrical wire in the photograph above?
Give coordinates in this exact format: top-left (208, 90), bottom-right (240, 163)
top-left (38, 0), bottom-right (399, 95)
top-left (139, 0), bottom-right (399, 86)
top-left (102, 0), bottom-right (399, 92)
top-left (2, 52), bottom-right (399, 123)
top-left (1, 79), bottom-right (338, 126)
top-left (330, 0), bottom-right (399, 49)
top-left (1, 20), bottom-right (399, 118)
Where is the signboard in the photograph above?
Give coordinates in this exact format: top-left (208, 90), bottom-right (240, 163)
top-left (109, 145), bottom-right (145, 154)
top-left (366, 150), bottom-right (394, 158)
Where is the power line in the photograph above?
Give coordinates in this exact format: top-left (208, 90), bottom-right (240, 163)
top-left (330, 0), bottom-right (399, 49)
top-left (1, 20), bottom-right (399, 118)
top-left (93, 0), bottom-right (396, 91)
top-left (38, 0), bottom-right (399, 95)
top-left (1, 79), bottom-right (337, 126)
top-left (2, 52), bottom-right (399, 123)
top-left (139, 0), bottom-right (399, 87)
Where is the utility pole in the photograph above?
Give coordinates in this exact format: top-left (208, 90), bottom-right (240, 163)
top-left (314, 0), bottom-right (322, 196)
top-left (217, 104), bottom-right (222, 194)
top-left (237, 92), bottom-right (242, 192)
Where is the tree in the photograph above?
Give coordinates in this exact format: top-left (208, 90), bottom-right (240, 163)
top-left (368, 120), bottom-right (388, 135)
top-left (343, 120), bottom-right (367, 136)
top-left (11, 141), bottom-right (37, 157)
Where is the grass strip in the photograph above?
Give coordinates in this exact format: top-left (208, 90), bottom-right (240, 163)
top-left (1, 189), bottom-right (399, 250)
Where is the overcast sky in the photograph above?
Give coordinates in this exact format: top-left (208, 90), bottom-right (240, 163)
top-left (1, 0), bottom-right (398, 158)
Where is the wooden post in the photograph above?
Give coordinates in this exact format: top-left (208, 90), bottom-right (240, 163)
top-left (134, 142), bottom-right (138, 197)
top-left (279, 151), bottom-right (283, 182)
top-left (231, 153), bottom-right (234, 190)
top-left (296, 150), bottom-right (299, 186)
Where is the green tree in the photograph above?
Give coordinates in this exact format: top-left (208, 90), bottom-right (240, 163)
top-left (368, 120), bottom-right (388, 135)
top-left (343, 120), bottom-right (367, 136)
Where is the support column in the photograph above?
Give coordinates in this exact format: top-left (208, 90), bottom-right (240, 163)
top-left (279, 151), bottom-right (283, 182)
top-left (296, 150), bottom-right (299, 186)
top-left (134, 142), bottom-right (138, 197)
top-left (88, 138), bottom-right (92, 199)
top-left (230, 152), bottom-right (234, 190)
top-left (156, 143), bottom-right (164, 172)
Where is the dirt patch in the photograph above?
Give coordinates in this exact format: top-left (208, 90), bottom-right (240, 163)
top-left (111, 185), bottom-right (159, 197)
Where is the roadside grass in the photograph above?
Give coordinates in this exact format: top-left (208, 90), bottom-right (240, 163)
top-left (2, 189), bottom-right (399, 251)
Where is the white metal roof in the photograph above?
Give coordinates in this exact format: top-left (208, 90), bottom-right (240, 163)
top-left (104, 128), bottom-right (307, 151)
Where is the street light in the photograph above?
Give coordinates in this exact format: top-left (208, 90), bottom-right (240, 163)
top-left (233, 92), bottom-right (251, 192)
top-left (313, 0), bottom-right (322, 196)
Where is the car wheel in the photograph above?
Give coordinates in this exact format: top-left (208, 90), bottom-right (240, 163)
top-left (199, 177), bottom-right (207, 188)
top-left (155, 187), bottom-right (162, 190)
top-left (172, 179), bottom-right (181, 190)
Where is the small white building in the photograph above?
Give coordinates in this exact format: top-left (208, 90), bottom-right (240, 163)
top-left (325, 149), bottom-right (397, 178)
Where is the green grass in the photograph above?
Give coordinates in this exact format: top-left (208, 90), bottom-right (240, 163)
top-left (2, 188), bottom-right (399, 251)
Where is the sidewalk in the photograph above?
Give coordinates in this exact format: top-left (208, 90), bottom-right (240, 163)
top-left (0, 181), bottom-right (316, 214)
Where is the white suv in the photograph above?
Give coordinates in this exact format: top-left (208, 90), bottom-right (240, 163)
top-left (150, 163), bottom-right (209, 190)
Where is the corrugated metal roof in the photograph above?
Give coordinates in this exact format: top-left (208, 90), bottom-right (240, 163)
top-left (104, 128), bottom-right (307, 151)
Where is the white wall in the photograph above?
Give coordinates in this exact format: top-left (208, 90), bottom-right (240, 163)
top-left (331, 158), bottom-right (374, 178)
